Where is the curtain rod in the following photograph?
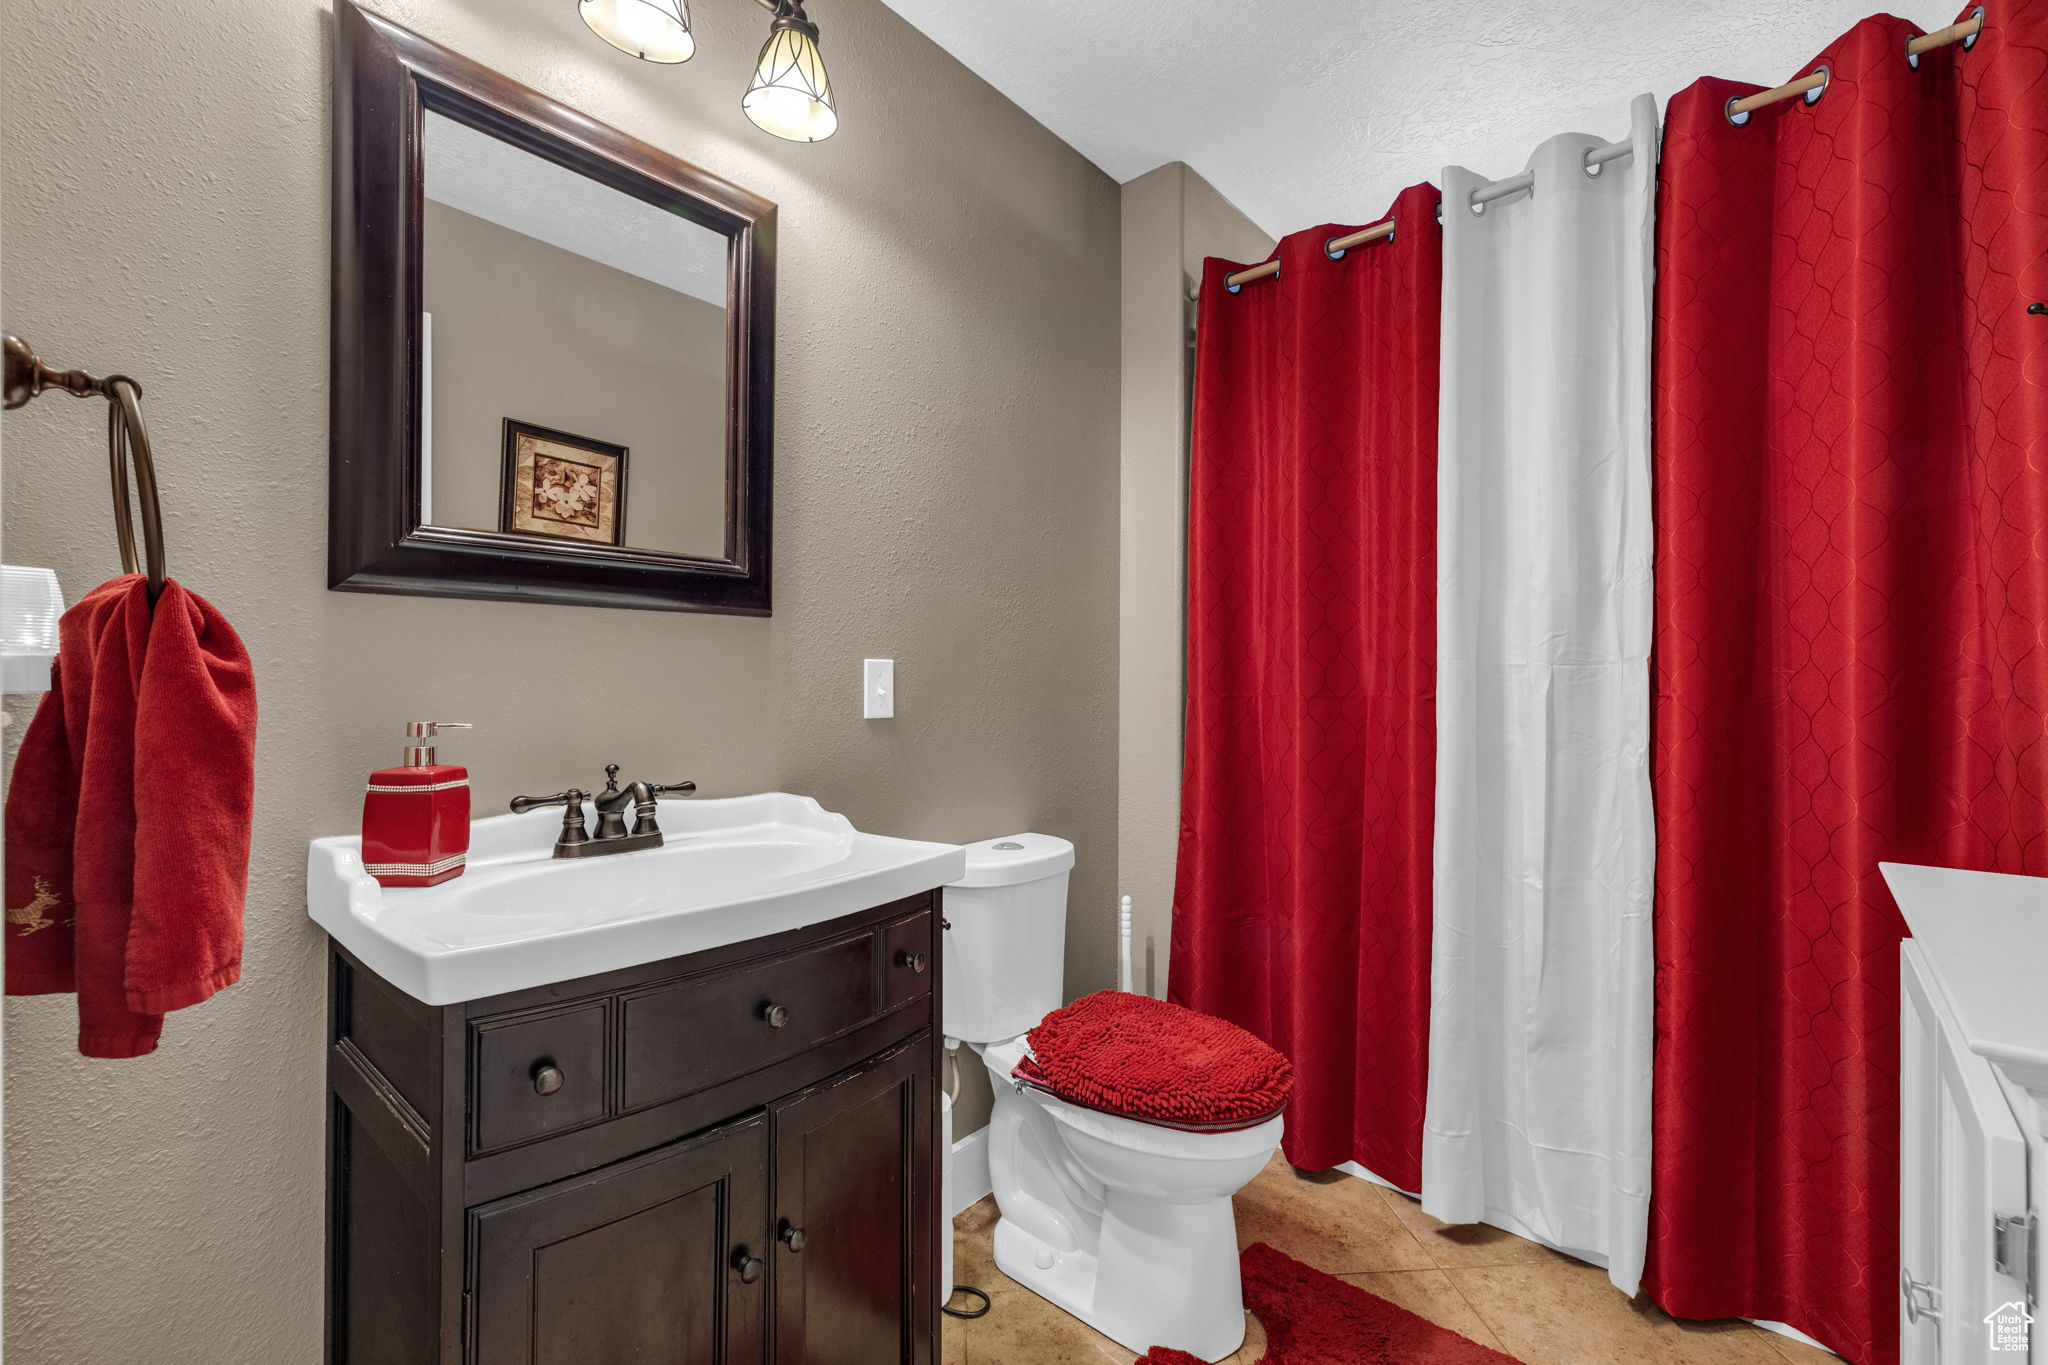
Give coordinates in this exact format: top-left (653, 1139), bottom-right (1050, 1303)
top-left (1215, 10), bottom-right (1984, 295)
top-left (1218, 138), bottom-right (1632, 290)
top-left (1727, 11), bottom-right (1981, 119)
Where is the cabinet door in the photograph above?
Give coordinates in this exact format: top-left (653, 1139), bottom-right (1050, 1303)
top-left (471, 1112), bottom-right (771, 1365)
top-left (771, 1036), bottom-right (935, 1365)
top-left (1900, 942), bottom-right (2033, 1365)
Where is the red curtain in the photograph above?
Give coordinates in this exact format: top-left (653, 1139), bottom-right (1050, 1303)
top-left (1647, 9), bottom-right (2048, 1364)
top-left (1170, 184), bottom-right (1442, 1185)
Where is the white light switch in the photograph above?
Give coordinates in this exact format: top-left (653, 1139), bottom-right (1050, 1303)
top-left (863, 659), bottom-right (895, 719)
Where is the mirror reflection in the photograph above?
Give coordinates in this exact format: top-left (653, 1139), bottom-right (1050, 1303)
top-left (421, 110), bottom-right (731, 558)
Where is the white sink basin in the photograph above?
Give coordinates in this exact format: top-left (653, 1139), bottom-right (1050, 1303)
top-left (307, 793), bottom-right (966, 1004)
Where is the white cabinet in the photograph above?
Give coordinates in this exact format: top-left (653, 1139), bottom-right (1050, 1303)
top-left (1886, 863), bottom-right (2044, 1364)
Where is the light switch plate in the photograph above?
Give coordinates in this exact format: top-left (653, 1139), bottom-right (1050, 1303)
top-left (863, 659), bottom-right (895, 719)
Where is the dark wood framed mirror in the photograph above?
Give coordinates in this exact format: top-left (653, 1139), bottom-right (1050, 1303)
top-left (331, 3), bottom-right (774, 615)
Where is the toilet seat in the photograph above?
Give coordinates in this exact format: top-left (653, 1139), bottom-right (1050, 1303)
top-left (1012, 1062), bottom-right (1287, 1133)
top-left (1004, 991), bottom-right (1294, 1132)
top-left (978, 1039), bottom-right (1253, 1137)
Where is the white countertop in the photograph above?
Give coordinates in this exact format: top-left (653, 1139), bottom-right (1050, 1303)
top-left (1883, 861), bottom-right (2048, 1101)
top-left (308, 792), bottom-right (966, 1005)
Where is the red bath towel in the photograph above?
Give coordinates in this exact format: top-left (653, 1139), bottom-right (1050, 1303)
top-left (5, 575), bottom-right (256, 1057)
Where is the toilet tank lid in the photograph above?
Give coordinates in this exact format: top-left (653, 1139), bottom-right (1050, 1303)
top-left (951, 833), bottom-right (1075, 888)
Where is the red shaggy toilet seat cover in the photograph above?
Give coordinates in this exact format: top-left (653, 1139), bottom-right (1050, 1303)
top-left (1016, 991), bottom-right (1294, 1128)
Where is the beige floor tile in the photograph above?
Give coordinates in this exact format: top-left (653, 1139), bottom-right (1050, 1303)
top-left (1371, 1184), bottom-right (1572, 1270)
top-left (941, 1303), bottom-right (969, 1365)
top-left (948, 1198), bottom-right (1268, 1364)
top-left (955, 1289), bottom-right (1267, 1364)
top-left (1756, 1328), bottom-right (1844, 1363)
top-left (1336, 1267), bottom-right (1508, 1352)
top-left (1451, 1258), bottom-right (1786, 1365)
top-left (952, 1196), bottom-right (1018, 1295)
top-left (954, 1287), bottom-right (1139, 1364)
top-left (949, 1159), bottom-right (1801, 1365)
top-left (1233, 1154), bottom-right (1437, 1274)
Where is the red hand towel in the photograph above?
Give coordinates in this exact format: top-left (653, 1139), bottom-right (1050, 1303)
top-left (5, 575), bottom-right (256, 1058)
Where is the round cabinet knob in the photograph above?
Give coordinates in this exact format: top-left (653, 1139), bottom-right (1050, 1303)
top-left (734, 1252), bottom-right (765, 1284)
top-left (895, 950), bottom-right (928, 974)
top-left (532, 1064), bottom-right (565, 1096)
top-left (761, 1003), bottom-right (790, 1029)
top-left (780, 1222), bottom-right (808, 1252)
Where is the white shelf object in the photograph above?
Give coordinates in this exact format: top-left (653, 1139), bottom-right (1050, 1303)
top-left (0, 565), bottom-right (62, 694)
top-left (1884, 861), bottom-right (2045, 1363)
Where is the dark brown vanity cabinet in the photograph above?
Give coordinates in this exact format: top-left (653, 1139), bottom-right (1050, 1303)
top-left (325, 893), bottom-right (941, 1365)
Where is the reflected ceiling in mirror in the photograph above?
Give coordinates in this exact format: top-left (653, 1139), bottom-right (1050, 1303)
top-left (420, 110), bottom-right (732, 559)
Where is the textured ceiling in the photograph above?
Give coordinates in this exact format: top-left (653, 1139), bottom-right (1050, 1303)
top-left (875, 0), bottom-right (1961, 237)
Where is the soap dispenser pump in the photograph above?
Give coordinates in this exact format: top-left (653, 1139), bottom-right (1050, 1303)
top-left (362, 721), bottom-right (473, 887)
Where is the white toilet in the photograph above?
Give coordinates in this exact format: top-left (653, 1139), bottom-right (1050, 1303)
top-left (945, 834), bottom-right (1287, 1363)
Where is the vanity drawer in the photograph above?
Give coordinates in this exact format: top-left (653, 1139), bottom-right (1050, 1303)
top-left (619, 932), bottom-right (880, 1111)
top-left (880, 909), bottom-right (935, 1013)
top-left (472, 1000), bottom-right (610, 1153)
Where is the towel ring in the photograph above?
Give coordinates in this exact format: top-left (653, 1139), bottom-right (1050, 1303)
top-left (4, 335), bottom-right (168, 603)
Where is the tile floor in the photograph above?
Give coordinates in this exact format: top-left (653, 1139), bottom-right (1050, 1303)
top-left (944, 1155), bottom-right (1844, 1364)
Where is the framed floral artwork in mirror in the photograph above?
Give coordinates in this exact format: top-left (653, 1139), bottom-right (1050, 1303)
top-left (500, 420), bottom-right (628, 547)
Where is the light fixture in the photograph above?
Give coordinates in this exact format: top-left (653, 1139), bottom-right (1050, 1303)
top-left (579, 0), bottom-right (839, 141)
top-left (742, 0), bottom-right (837, 143)
top-left (580, 0), bottom-right (695, 64)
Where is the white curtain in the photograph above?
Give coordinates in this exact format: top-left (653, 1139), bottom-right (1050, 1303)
top-left (1423, 93), bottom-right (1658, 1297)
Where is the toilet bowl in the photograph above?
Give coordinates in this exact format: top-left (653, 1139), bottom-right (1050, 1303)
top-left (945, 836), bottom-right (1286, 1363)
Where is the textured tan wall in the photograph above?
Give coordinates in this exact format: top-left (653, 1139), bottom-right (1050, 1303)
top-left (422, 201), bottom-right (729, 556)
top-left (1117, 164), bottom-right (1269, 999)
top-left (0, 0), bottom-right (1120, 1358)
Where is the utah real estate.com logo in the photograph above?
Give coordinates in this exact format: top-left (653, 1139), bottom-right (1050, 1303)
top-left (1985, 1300), bottom-right (2033, 1352)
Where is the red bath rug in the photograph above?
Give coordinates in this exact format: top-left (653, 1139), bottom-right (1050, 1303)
top-left (1137, 1242), bottom-right (1521, 1365)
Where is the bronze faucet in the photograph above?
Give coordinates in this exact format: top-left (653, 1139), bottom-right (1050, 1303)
top-left (511, 765), bottom-right (697, 859)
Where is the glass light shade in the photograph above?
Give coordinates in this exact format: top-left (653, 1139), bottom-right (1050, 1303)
top-left (580, 0), bottom-right (695, 63)
top-left (743, 23), bottom-right (837, 142)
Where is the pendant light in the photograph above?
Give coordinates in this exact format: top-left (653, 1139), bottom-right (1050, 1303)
top-left (742, 0), bottom-right (837, 143)
top-left (580, 0), bottom-right (696, 64)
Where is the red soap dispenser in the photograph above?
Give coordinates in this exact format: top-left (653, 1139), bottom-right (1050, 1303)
top-left (362, 721), bottom-right (473, 887)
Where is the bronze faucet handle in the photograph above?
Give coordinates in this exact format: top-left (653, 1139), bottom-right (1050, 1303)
top-left (510, 788), bottom-right (587, 814)
top-left (510, 789), bottom-right (592, 851)
top-left (603, 763), bottom-right (623, 793)
top-left (624, 782), bottom-right (694, 837)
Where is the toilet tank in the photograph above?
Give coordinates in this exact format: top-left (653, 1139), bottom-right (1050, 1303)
top-left (942, 833), bottom-right (1076, 1045)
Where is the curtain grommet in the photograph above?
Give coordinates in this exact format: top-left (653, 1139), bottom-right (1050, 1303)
top-left (1804, 66), bottom-right (1831, 105)
top-left (1326, 242), bottom-right (1347, 261)
top-left (1965, 5), bottom-right (1984, 48)
top-left (1725, 97), bottom-right (1752, 127)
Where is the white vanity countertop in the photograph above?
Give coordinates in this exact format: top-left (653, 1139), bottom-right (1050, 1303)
top-left (308, 792), bottom-right (966, 1005)
top-left (1883, 861), bottom-right (2048, 1100)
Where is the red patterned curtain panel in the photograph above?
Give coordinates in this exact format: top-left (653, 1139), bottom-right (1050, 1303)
top-left (1646, 9), bottom-right (2048, 1364)
top-left (1171, 183), bottom-right (1442, 1186)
